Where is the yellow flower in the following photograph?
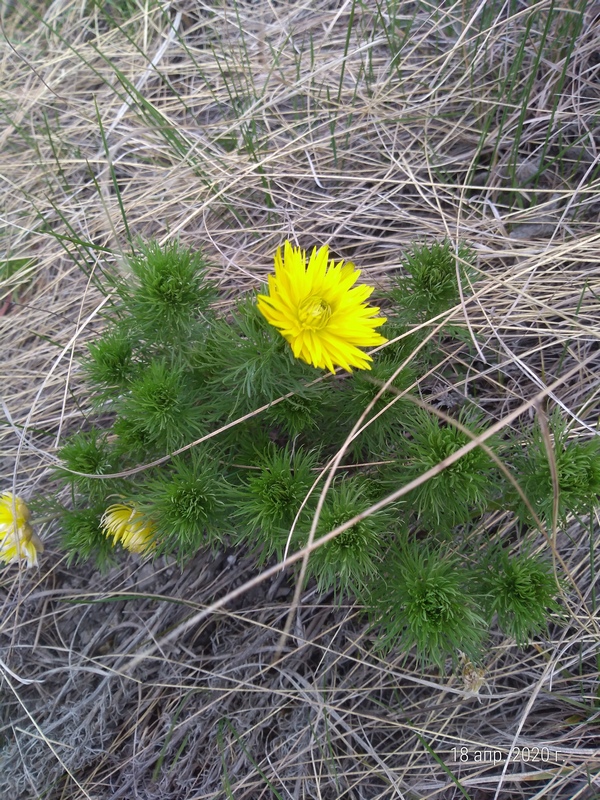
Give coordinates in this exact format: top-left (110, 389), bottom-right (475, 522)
top-left (0, 492), bottom-right (44, 568)
top-left (257, 241), bottom-right (388, 372)
top-left (101, 504), bottom-right (154, 553)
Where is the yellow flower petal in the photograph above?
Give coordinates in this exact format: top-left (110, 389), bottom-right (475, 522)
top-left (258, 242), bottom-right (387, 372)
top-left (0, 492), bottom-right (43, 568)
top-left (101, 504), bottom-right (154, 554)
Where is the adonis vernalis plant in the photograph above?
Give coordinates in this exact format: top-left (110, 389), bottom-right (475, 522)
top-left (232, 443), bottom-right (318, 565)
top-left (364, 538), bottom-right (486, 667)
top-left (477, 547), bottom-right (561, 644)
top-left (304, 477), bottom-right (390, 598)
top-left (17, 238), bottom-right (595, 667)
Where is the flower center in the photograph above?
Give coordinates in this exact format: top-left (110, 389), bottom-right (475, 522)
top-left (298, 296), bottom-right (332, 330)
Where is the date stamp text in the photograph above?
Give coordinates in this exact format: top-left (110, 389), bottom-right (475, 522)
top-left (451, 746), bottom-right (558, 764)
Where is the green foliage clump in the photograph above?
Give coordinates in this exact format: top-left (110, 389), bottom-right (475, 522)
top-left (59, 507), bottom-right (116, 570)
top-left (83, 328), bottom-right (136, 396)
top-left (264, 386), bottom-right (326, 438)
top-left (197, 299), bottom-right (316, 419)
top-left (305, 477), bottom-right (389, 597)
top-left (140, 451), bottom-right (226, 561)
top-left (376, 318), bottom-right (420, 369)
top-left (510, 412), bottom-right (600, 527)
top-left (56, 429), bottom-right (119, 503)
top-left (385, 408), bottom-right (499, 532)
top-left (365, 539), bottom-right (486, 666)
top-left (233, 444), bottom-right (318, 564)
top-left (478, 549), bottom-right (560, 644)
top-left (117, 359), bottom-right (206, 453)
top-left (116, 240), bottom-right (216, 344)
top-left (387, 240), bottom-right (476, 322)
top-left (342, 360), bottom-right (414, 457)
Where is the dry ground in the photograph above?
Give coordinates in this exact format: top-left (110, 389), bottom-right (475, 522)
top-left (1, 0), bottom-right (600, 798)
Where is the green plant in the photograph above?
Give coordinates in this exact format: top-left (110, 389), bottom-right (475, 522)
top-left (56, 429), bottom-right (119, 503)
top-left (387, 240), bottom-right (476, 323)
top-left (198, 298), bottom-right (318, 419)
top-left (117, 358), bottom-right (207, 453)
top-left (113, 239), bottom-right (217, 348)
top-left (140, 450), bottom-right (227, 561)
top-left (82, 327), bottom-right (137, 397)
top-left (232, 444), bottom-right (318, 564)
top-left (43, 239), bottom-right (595, 666)
top-left (304, 477), bottom-right (390, 597)
top-left (385, 407), bottom-right (500, 532)
top-left (59, 507), bottom-right (116, 569)
top-left (478, 548), bottom-right (560, 644)
top-left (341, 359), bottom-right (414, 458)
top-left (510, 411), bottom-right (600, 527)
top-left (365, 539), bottom-right (486, 667)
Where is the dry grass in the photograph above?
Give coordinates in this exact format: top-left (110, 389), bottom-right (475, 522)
top-left (1, 0), bottom-right (600, 797)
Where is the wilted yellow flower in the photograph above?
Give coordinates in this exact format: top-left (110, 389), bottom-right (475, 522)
top-left (101, 504), bottom-right (154, 553)
top-left (257, 241), bottom-right (388, 373)
top-left (0, 492), bottom-right (44, 568)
